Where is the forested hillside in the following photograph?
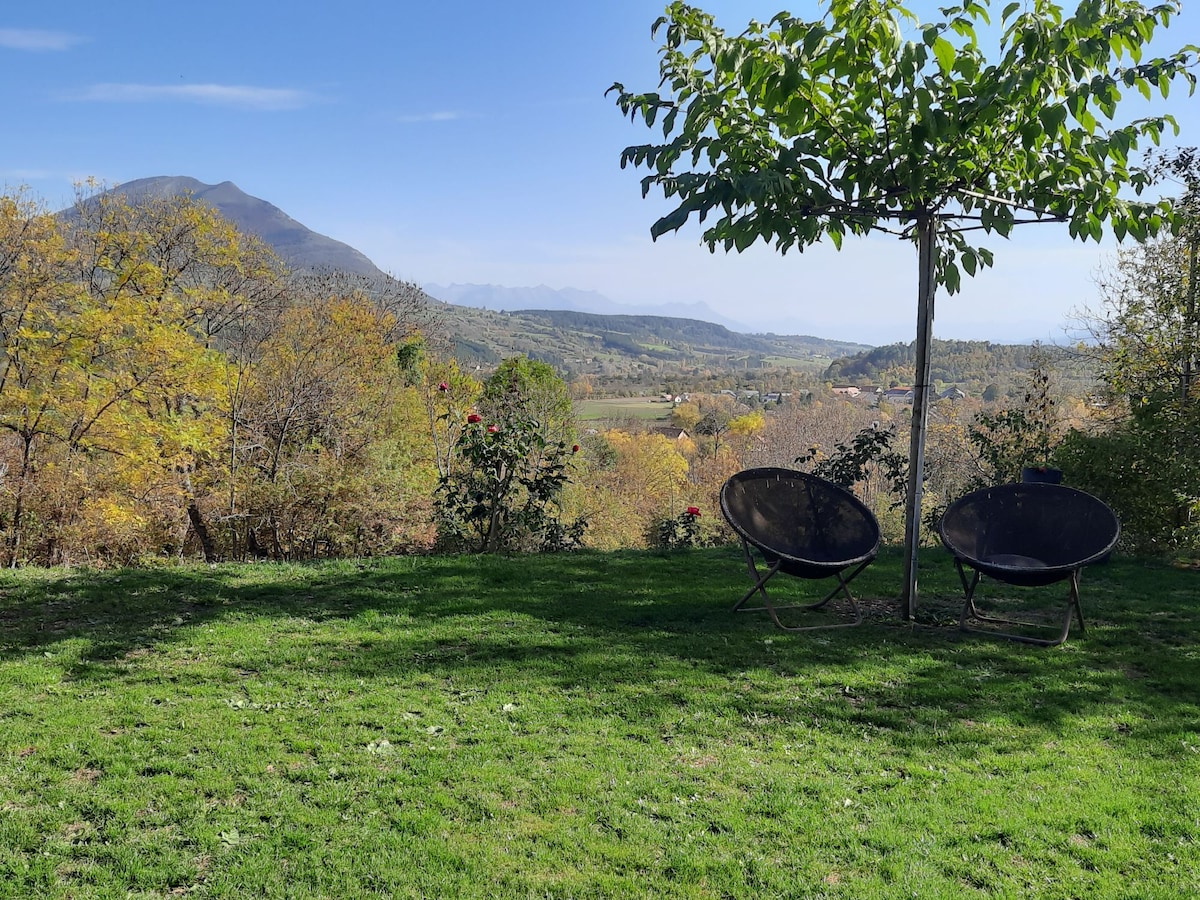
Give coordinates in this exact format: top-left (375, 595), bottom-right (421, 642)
top-left (531, 310), bottom-right (869, 360)
top-left (824, 339), bottom-right (1097, 398)
top-left (439, 304), bottom-right (870, 381)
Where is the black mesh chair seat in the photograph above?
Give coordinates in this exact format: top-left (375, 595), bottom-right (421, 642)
top-left (938, 483), bottom-right (1120, 645)
top-left (720, 468), bottom-right (881, 631)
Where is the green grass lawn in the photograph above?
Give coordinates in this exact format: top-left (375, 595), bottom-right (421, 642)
top-left (1, 548), bottom-right (1197, 898)
top-left (577, 397), bottom-right (675, 422)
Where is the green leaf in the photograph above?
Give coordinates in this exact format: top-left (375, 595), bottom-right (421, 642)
top-left (662, 106), bottom-right (679, 137)
top-left (650, 207), bottom-right (692, 240)
top-left (1038, 104), bottom-right (1067, 135)
top-left (932, 37), bottom-right (956, 75)
top-left (1019, 120), bottom-right (1042, 149)
top-left (962, 248), bottom-right (977, 276)
top-left (943, 261), bottom-right (961, 294)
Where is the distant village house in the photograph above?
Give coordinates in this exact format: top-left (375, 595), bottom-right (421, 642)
top-left (651, 426), bottom-right (690, 442)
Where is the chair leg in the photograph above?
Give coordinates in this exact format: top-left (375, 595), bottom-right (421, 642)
top-left (732, 553), bottom-right (784, 614)
top-left (732, 540), bottom-right (778, 613)
top-left (958, 565), bottom-right (1085, 647)
top-left (732, 543), bottom-right (866, 631)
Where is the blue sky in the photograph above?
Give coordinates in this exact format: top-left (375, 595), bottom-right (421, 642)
top-left (2, 1), bottom-right (1196, 345)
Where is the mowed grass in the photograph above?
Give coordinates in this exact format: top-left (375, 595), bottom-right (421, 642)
top-left (577, 397), bottom-right (675, 421)
top-left (1, 548), bottom-right (1198, 898)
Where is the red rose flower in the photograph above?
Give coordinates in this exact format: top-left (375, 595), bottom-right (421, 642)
top-left (467, 413), bottom-right (482, 424)
top-left (571, 444), bottom-right (580, 453)
top-left (487, 424), bottom-right (499, 433)
top-left (685, 506), bottom-right (701, 517)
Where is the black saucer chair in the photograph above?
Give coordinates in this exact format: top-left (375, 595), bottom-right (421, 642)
top-left (938, 483), bottom-right (1120, 646)
top-left (720, 468), bottom-right (881, 631)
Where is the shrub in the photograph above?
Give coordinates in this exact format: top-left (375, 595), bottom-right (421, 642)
top-left (654, 506), bottom-right (704, 550)
top-left (435, 413), bottom-right (586, 553)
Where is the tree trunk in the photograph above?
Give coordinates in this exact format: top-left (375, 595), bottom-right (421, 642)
top-left (1182, 228), bottom-right (1198, 405)
top-left (902, 215), bottom-right (937, 620)
top-left (5, 434), bottom-right (35, 568)
top-left (186, 501), bottom-right (217, 563)
top-left (247, 526), bottom-right (269, 559)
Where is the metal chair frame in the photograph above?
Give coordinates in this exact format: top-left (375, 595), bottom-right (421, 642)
top-left (721, 468), bottom-right (880, 632)
top-left (732, 548), bottom-right (872, 631)
top-left (939, 483), bottom-right (1119, 647)
top-left (953, 560), bottom-right (1086, 647)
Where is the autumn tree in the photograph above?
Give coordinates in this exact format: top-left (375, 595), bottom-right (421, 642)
top-left (578, 429), bottom-right (690, 549)
top-left (0, 182), bottom-right (453, 565)
top-left (669, 400), bottom-right (702, 431)
top-left (0, 188), bottom-right (262, 564)
top-left (65, 184), bottom-right (290, 561)
top-left (422, 358), bottom-right (482, 480)
top-left (725, 409), bottom-right (766, 458)
top-left (689, 393), bottom-right (740, 455)
top-left (235, 287), bottom-right (417, 558)
top-left (0, 192), bottom-right (77, 562)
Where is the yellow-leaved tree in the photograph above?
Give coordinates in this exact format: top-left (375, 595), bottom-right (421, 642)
top-left (236, 285), bottom-right (425, 558)
top-left (0, 185), bottom-right (290, 564)
top-left (62, 186), bottom-right (284, 563)
top-left (577, 429), bottom-right (689, 549)
top-left (0, 191), bottom-right (78, 563)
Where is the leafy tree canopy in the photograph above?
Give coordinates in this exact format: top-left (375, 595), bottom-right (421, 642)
top-left (480, 356), bottom-right (576, 443)
top-left (611, 0), bottom-right (1198, 290)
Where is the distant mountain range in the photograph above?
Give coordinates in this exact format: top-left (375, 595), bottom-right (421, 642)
top-left (422, 282), bottom-right (750, 332)
top-left (71, 177), bottom-right (868, 363)
top-left (70, 177), bottom-right (792, 334)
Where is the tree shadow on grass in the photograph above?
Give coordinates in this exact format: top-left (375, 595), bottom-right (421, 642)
top-left (0, 548), bottom-right (1196, 749)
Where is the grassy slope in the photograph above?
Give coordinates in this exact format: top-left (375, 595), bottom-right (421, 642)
top-left (1, 549), bottom-right (1197, 898)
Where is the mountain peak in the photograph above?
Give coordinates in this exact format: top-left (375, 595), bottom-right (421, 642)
top-left (92, 176), bottom-right (387, 279)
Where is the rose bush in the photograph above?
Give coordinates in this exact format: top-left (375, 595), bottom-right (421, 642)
top-left (655, 505), bottom-right (704, 550)
top-left (435, 413), bottom-right (586, 553)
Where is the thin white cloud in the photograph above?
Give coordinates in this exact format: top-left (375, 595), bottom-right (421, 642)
top-left (70, 83), bottom-right (314, 111)
top-left (0, 28), bottom-right (84, 51)
top-left (0, 168), bottom-right (53, 180)
top-left (395, 111), bottom-right (466, 124)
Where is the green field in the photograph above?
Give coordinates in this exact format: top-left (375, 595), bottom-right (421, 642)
top-left (578, 397), bottom-right (676, 421)
top-left (1, 548), bottom-right (1197, 897)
